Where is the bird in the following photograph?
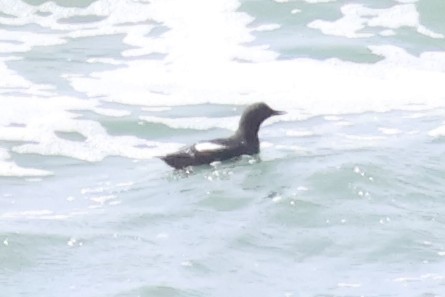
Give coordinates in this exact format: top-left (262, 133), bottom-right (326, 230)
top-left (159, 102), bottom-right (285, 169)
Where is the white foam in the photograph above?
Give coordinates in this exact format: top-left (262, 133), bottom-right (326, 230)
top-left (0, 148), bottom-right (52, 177)
top-left (305, 0), bottom-right (337, 3)
top-left (0, 94), bottom-right (179, 163)
top-left (10, 118), bottom-right (170, 162)
top-left (308, 4), bottom-right (372, 38)
top-left (0, 0), bottom-right (160, 58)
top-left (90, 194), bottom-right (117, 205)
top-left (153, 0), bottom-right (277, 62)
top-left (50, 1), bottom-right (442, 116)
top-left (378, 128), bottom-right (402, 135)
top-left (254, 24), bottom-right (281, 32)
top-left (1, 0), bottom-right (445, 171)
top-left (0, 163), bottom-right (52, 177)
top-left (86, 58), bottom-right (125, 66)
top-left (0, 29), bottom-right (65, 54)
top-left (417, 25), bottom-right (444, 39)
top-left (394, 274), bottom-right (445, 283)
top-left (140, 115), bottom-right (238, 130)
top-left (369, 45), bottom-right (445, 72)
top-left (72, 48), bottom-right (445, 117)
top-left (428, 125), bottom-right (445, 138)
top-left (93, 108), bottom-right (131, 117)
top-left (308, 3), bottom-right (443, 39)
top-left (379, 29), bottom-right (396, 36)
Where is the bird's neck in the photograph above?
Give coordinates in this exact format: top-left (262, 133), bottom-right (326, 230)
top-left (236, 115), bottom-right (263, 146)
top-left (235, 125), bottom-right (260, 144)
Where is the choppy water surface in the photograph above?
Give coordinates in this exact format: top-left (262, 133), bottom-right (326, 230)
top-left (1, 0), bottom-right (445, 296)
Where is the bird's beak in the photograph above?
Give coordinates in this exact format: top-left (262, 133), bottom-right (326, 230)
top-left (272, 109), bottom-right (286, 116)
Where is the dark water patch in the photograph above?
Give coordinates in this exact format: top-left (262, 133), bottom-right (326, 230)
top-left (11, 150), bottom-right (86, 171)
top-left (6, 34), bottom-right (130, 96)
top-left (153, 103), bottom-right (240, 119)
top-left (241, 0), bottom-right (444, 62)
top-left (387, 27), bottom-right (445, 57)
top-left (131, 52), bottom-right (168, 60)
top-left (0, 11), bottom-right (15, 18)
top-left (147, 25), bottom-right (170, 38)
top-left (58, 15), bottom-right (107, 24)
top-left (101, 116), bottom-right (200, 140)
top-left (22, 0), bottom-right (96, 8)
top-left (55, 131), bottom-right (87, 142)
top-left (418, 1), bottom-right (445, 35)
top-left (241, 0), bottom-right (342, 28)
top-left (35, 10), bottom-right (52, 17)
top-left (0, 22), bottom-right (57, 35)
top-left (240, 0), bottom-right (383, 62)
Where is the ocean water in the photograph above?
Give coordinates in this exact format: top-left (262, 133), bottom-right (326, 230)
top-left (1, 0), bottom-right (445, 296)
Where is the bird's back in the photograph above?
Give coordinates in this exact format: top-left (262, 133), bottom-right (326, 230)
top-left (160, 135), bottom-right (258, 169)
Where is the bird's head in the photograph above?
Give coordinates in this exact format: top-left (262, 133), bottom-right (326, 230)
top-left (237, 102), bottom-right (285, 141)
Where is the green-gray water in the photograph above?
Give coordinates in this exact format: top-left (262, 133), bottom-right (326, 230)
top-left (1, 1), bottom-right (445, 296)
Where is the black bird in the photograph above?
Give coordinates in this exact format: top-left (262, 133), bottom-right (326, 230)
top-left (160, 102), bottom-right (285, 169)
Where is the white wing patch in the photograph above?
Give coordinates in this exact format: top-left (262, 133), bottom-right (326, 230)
top-left (194, 142), bottom-right (227, 153)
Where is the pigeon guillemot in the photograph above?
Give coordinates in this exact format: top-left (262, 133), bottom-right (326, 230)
top-left (160, 102), bottom-right (285, 169)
